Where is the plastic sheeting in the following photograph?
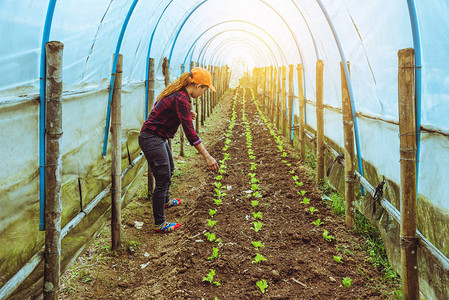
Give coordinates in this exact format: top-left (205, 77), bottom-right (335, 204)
top-left (1, 0), bottom-right (449, 294)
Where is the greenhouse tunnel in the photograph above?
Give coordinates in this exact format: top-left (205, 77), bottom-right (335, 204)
top-left (0, 0), bottom-right (449, 298)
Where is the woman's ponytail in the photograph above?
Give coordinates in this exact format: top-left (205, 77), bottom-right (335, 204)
top-left (157, 72), bottom-right (192, 101)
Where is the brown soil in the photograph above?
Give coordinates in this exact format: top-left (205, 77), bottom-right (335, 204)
top-left (61, 88), bottom-right (398, 299)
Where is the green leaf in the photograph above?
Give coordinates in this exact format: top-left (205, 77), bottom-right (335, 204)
top-left (251, 241), bottom-right (265, 250)
top-left (252, 253), bottom-right (267, 264)
top-left (256, 279), bottom-right (268, 293)
top-left (342, 277), bottom-right (352, 288)
top-left (333, 255), bottom-right (343, 263)
top-left (207, 219), bottom-right (217, 228)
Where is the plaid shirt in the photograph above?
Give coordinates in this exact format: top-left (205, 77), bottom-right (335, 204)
top-left (141, 88), bottom-right (202, 146)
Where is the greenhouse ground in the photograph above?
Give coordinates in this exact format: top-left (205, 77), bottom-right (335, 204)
top-left (60, 87), bottom-right (401, 299)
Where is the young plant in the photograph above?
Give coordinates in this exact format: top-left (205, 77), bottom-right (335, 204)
top-left (323, 230), bottom-right (335, 242)
top-left (209, 209), bottom-right (217, 217)
top-left (207, 219), bottom-right (217, 228)
top-left (249, 155), bottom-right (256, 160)
top-left (252, 211), bottom-right (263, 220)
top-left (214, 189), bottom-right (226, 198)
top-left (256, 279), bottom-right (268, 294)
top-left (251, 184), bottom-right (259, 191)
top-left (252, 253), bottom-right (267, 264)
top-left (333, 255), bottom-right (343, 263)
top-left (213, 198), bottom-right (223, 205)
top-left (251, 200), bottom-right (259, 207)
top-left (252, 221), bottom-right (263, 232)
top-left (299, 190), bottom-right (307, 196)
top-left (214, 175), bottom-right (223, 181)
top-left (292, 175), bottom-right (299, 181)
top-left (289, 170), bottom-right (295, 174)
top-left (312, 218), bottom-right (324, 226)
top-left (207, 247), bottom-right (220, 260)
top-left (281, 152), bottom-right (287, 157)
top-left (252, 191), bottom-right (262, 198)
top-left (309, 206), bottom-right (319, 214)
top-left (342, 277), bottom-right (352, 288)
top-left (204, 232), bottom-right (217, 242)
top-left (300, 198), bottom-right (310, 205)
top-left (251, 241), bottom-right (265, 250)
top-left (295, 181), bottom-right (304, 187)
top-left (214, 182), bottom-right (222, 189)
top-left (250, 177), bottom-right (259, 184)
top-left (202, 269), bottom-right (220, 286)
top-left (250, 163), bottom-right (257, 170)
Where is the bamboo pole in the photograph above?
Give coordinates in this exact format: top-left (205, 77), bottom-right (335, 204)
top-left (316, 60), bottom-right (324, 183)
top-left (111, 54), bottom-right (123, 251)
top-left (179, 64), bottom-right (185, 157)
top-left (398, 48), bottom-right (419, 300)
top-left (341, 62), bottom-right (355, 229)
top-left (297, 64), bottom-right (306, 161)
top-left (282, 66), bottom-right (287, 137)
top-left (162, 57), bottom-right (172, 148)
top-left (269, 66), bottom-right (273, 120)
top-left (147, 58), bottom-right (155, 192)
top-left (43, 41), bottom-right (63, 300)
top-left (207, 65), bottom-right (211, 117)
top-left (288, 64), bottom-right (294, 145)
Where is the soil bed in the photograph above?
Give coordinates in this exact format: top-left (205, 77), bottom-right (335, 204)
top-left (61, 87), bottom-right (398, 299)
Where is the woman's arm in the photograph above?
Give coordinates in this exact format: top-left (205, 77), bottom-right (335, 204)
top-left (194, 142), bottom-right (218, 172)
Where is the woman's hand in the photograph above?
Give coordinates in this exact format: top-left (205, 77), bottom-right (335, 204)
top-left (205, 155), bottom-right (219, 172)
top-left (191, 110), bottom-right (197, 120)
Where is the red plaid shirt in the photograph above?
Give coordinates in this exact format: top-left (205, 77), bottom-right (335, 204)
top-left (141, 88), bottom-right (202, 145)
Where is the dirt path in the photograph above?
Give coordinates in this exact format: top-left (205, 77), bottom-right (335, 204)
top-left (61, 87), bottom-right (398, 299)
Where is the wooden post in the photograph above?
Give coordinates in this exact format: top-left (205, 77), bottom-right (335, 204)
top-left (398, 48), bottom-right (419, 300)
top-left (297, 64), bottom-right (306, 161)
top-left (282, 66), bottom-right (287, 137)
top-left (276, 68), bottom-right (282, 130)
top-left (288, 64), bottom-right (294, 145)
top-left (341, 62), bottom-right (355, 229)
top-left (179, 64), bottom-right (185, 157)
top-left (270, 66), bottom-right (274, 123)
top-left (111, 54), bottom-right (123, 251)
top-left (147, 58), bottom-right (155, 192)
top-left (316, 60), bottom-right (324, 183)
top-left (207, 65), bottom-right (211, 117)
top-left (44, 41), bottom-right (63, 300)
top-left (162, 57), bottom-right (172, 148)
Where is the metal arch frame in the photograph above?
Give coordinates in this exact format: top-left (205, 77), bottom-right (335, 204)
top-left (144, 0), bottom-right (175, 118)
top-left (206, 39), bottom-right (272, 68)
top-left (178, 20), bottom-right (289, 72)
top-left (167, 0), bottom-right (304, 66)
top-left (102, 0), bottom-right (139, 156)
top-left (38, 0), bottom-right (58, 231)
top-left (197, 30), bottom-right (282, 68)
top-left (210, 42), bottom-right (265, 68)
top-left (315, 0), bottom-right (365, 194)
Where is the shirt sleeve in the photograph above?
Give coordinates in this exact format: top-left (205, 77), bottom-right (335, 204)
top-left (175, 92), bottom-right (202, 146)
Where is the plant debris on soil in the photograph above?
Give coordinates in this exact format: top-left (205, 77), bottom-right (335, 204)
top-left (61, 87), bottom-right (399, 299)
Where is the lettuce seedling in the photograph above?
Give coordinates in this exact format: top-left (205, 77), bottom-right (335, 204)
top-left (252, 191), bottom-right (262, 198)
top-left (202, 269), bottom-right (220, 286)
top-left (251, 241), bottom-right (265, 250)
top-left (299, 190), bottom-right (307, 196)
top-left (300, 198), bottom-right (310, 205)
top-left (209, 209), bottom-right (217, 217)
top-left (292, 175), bottom-right (299, 181)
top-left (251, 184), bottom-right (259, 191)
top-left (214, 175), bottom-right (222, 181)
top-left (207, 219), bottom-right (217, 228)
top-left (289, 170), bottom-right (295, 174)
top-left (252, 211), bottom-right (262, 220)
top-left (249, 155), bottom-right (256, 160)
top-left (323, 230), bottom-right (335, 242)
top-left (214, 182), bottom-right (222, 189)
top-left (342, 277), bottom-right (352, 288)
top-left (281, 152), bottom-right (287, 157)
top-left (312, 218), bottom-right (324, 226)
top-left (213, 198), bottom-right (222, 205)
top-left (252, 253), bottom-right (267, 264)
top-left (250, 163), bottom-right (257, 170)
top-left (256, 279), bottom-right (268, 294)
top-left (295, 181), bottom-right (304, 187)
top-left (207, 247), bottom-right (220, 260)
top-left (251, 200), bottom-right (259, 207)
top-left (204, 232), bottom-right (216, 242)
top-left (309, 207), bottom-right (319, 214)
top-left (250, 177), bottom-right (259, 184)
top-left (333, 255), bottom-right (342, 263)
top-left (252, 221), bottom-right (263, 232)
